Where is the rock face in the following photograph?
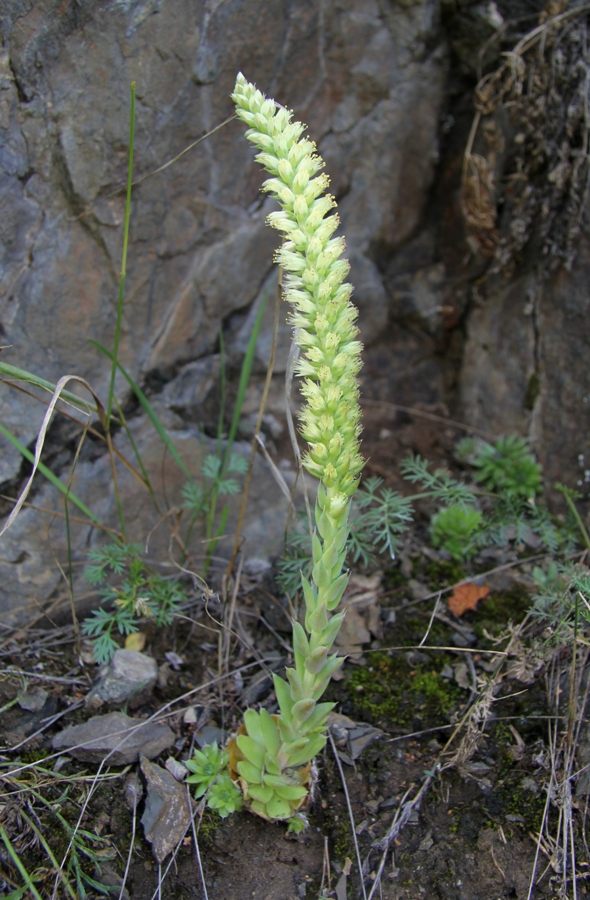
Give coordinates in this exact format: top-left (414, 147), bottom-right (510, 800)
top-left (0, 0), bottom-right (588, 621)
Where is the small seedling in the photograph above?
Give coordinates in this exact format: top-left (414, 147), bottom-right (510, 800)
top-left (464, 435), bottom-right (543, 499)
top-left (185, 743), bottom-right (243, 818)
top-left (81, 542), bottom-right (186, 663)
top-left (430, 503), bottom-right (483, 560)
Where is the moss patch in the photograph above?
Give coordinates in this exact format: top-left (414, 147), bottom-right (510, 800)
top-left (343, 651), bottom-right (462, 728)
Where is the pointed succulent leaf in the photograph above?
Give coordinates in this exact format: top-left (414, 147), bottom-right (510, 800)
top-left (263, 757), bottom-right (280, 776)
top-left (321, 539), bottom-right (339, 572)
top-left (287, 733), bottom-right (327, 767)
top-left (308, 603), bottom-right (328, 632)
top-left (244, 709), bottom-right (264, 745)
top-left (236, 735), bottom-right (266, 769)
top-left (312, 557), bottom-right (330, 587)
top-left (286, 667), bottom-right (305, 701)
top-left (277, 717), bottom-right (297, 744)
top-left (262, 772), bottom-right (292, 790)
top-left (186, 778), bottom-right (208, 798)
top-left (305, 646), bottom-right (328, 674)
top-left (273, 674), bottom-right (294, 723)
top-left (292, 698), bottom-right (316, 722)
top-left (301, 575), bottom-right (317, 613)
top-left (299, 701), bottom-right (335, 735)
top-left (292, 621), bottom-right (310, 658)
top-left (324, 572), bottom-right (349, 611)
top-left (319, 611), bottom-right (345, 649)
top-left (273, 783), bottom-right (309, 802)
top-left (259, 708), bottom-right (280, 757)
top-left (247, 783), bottom-right (275, 804)
top-left (236, 759), bottom-right (262, 784)
top-left (278, 739), bottom-right (309, 763)
top-left (311, 532), bottom-right (323, 566)
top-left (312, 657), bottom-right (345, 700)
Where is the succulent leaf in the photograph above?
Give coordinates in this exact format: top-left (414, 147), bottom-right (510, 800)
top-left (237, 735), bottom-right (266, 769)
top-left (243, 709), bottom-right (264, 745)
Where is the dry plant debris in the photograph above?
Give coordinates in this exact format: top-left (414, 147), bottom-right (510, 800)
top-left (462, 3), bottom-right (590, 275)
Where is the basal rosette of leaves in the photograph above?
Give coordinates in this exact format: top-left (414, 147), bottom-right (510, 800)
top-left (225, 73), bottom-right (364, 826)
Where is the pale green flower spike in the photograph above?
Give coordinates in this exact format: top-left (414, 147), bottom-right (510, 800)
top-left (227, 73), bottom-right (364, 824)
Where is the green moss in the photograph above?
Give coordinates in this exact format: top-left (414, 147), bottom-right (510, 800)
top-left (344, 652), bottom-right (461, 727)
top-left (503, 782), bottom-right (545, 831)
top-left (474, 585), bottom-right (531, 640)
top-left (424, 559), bottom-right (466, 588)
top-left (383, 564), bottom-right (408, 590)
top-left (411, 670), bottom-right (457, 717)
top-left (18, 748), bottom-right (51, 765)
top-left (196, 807), bottom-right (222, 847)
top-left (332, 818), bottom-right (352, 861)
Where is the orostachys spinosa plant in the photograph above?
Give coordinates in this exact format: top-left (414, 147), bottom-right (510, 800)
top-left (189, 73), bottom-right (364, 831)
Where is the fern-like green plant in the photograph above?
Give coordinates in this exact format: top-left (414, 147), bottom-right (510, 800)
top-left (81, 543), bottom-right (186, 663)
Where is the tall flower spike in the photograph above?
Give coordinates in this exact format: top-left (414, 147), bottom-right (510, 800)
top-left (227, 73), bottom-right (364, 828)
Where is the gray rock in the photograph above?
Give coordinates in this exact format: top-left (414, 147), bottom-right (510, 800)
top-left (17, 687), bottom-right (48, 712)
top-left (165, 756), bottom-right (189, 782)
top-left (140, 756), bottom-right (195, 863)
top-left (2, 0), bottom-right (589, 631)
top-left (123, 771), bottom-right (144, 810)
top-left (85, 650), bottom-right (158, 709)
top-left (52, 712), bottom-right (175, 765)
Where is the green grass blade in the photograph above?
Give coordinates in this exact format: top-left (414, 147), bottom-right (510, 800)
top-left (106, 81), bottom-right (136, 430)
top-left (113, 395), bottom-right (161, 513)
top-left (0, 825), bottom-right (44, 900)
top-left (0, 362), bottom-right (97, 413)
top-left (90, 341), bottom-right (192, 480)
top-left (17, 810), bottom-right (78, 900)
top-left (0, 423), bottom-right (101, 525)
top-left (217, 327), bottom-right (226, 459)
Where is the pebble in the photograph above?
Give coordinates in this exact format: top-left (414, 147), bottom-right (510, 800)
top-left (85, 650), bottom-right (158, 709)
top-left (165, 757), bottom-right (189, 782)
top-left (18, 687), bottom-right (49, 712)
top-left (51, 711), bottom-right (175, 765)
top-left (140, 756), bottom-right (195, 863)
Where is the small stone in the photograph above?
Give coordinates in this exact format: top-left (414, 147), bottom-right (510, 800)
top-left (164, 651), bottom-right (184, 670)
top-left (85, 650), bottom-right (158, 709)
top-left (348, 724), bottom-right (383, 760)
top-left (418, 829), bottom-right (434, 852)
top-left (140, 757), bottom-right (195, 863)
top-left (124, 771), bottom-right (144, 810)
top-left (195, 725), bottom-right (226, 748)
top-left (183, 706), bottom-right (198, 725)
top-left (165, 757), bottom-right (189, 782)
top-left (52, 712), bottom-right (175, 765)
top-left (408, 579), bottom-right (429, 600)
top-left (18, 687), bottom-right (48, 712)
